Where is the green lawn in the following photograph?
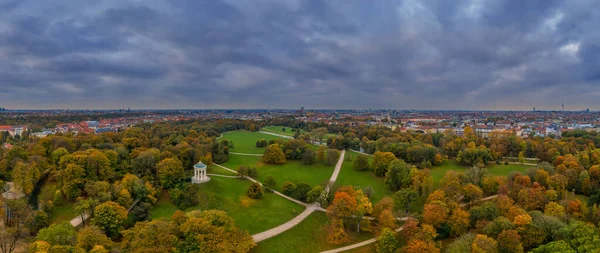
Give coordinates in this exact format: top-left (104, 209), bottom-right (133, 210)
top-left (207, 164), bottom-right (238, 176)
top-left (253, 212), bottom-right (375, 253)
top-left (220, 153), bottom-right (335, 191)
top-left (336, 151), bottom-right (392, 203)
top-left (254, 160), bottom-right (335, 191)
top-left (430, 160), bottom-right (535, 187)
top-left (221, 131), bottom-right (287, 154)
top-left (262, 126), bottom-right (296, 137)
top-left (149, 177), bottom-right (304, 234)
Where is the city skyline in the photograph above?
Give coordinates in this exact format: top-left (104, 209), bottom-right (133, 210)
top-left (1, 0), bottom-right (600, 110)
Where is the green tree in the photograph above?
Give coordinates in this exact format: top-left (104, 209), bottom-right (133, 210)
top-left (325, 149), bottom-right (340, 166)
top-left (122, 219), bottom-right (179, 253)
top-left (156, 157), bottom-right (185, 188)
top-left (497, 230), bottom-right (523, 253)
top-left (307, 185), bottom-right (324, 203)
top-left (282, 182), bottom-right (296, 196)
top-left (263, 176), bottom-right (276, 192)
top-left (394, 188), bottom-right (418, 212)
top-left (384, 159), bottom-right (412, 191)
top-left (262, 144), bottom-right (286, 164)
top-left (36, 222), bottom-right (77, 246)
top-left (302, 149), bottom-right (316, 165)
top-left (353, 154), bottom-right (370, 171)
top-left (376, 228), bottom-right (397, 253)
top-left (92, 201), bottom-right (128, 239)
top-left (373, 152), bottom-right (396, 177)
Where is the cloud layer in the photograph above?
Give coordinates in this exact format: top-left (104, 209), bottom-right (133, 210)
top-left (1, 0), bottom-right (599, 110)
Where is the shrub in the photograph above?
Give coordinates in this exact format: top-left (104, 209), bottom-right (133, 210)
top-left (307, 185), bottom-right (324, 203)
top-left (264, 176), bottom-right (276, 191)
top-left (255, 139), bottom-right (268, 148)
top-left (247, 183), bottom-right (263, 199)
top-left (353, 154), bottom-right (370, 171)
top-left (293, 183), bottom-right (312, 201)
top-left (282, 182), bottom-right (296, 196)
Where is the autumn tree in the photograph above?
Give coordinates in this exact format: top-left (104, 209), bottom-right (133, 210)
top-left (75, 226), bottom-right (111, 252)
top-left (156, 157), bottom-right (185, 188)
top-left (92, 201), bottom-right (128, 239)
top-left (373, 152), bottom-right (396, 177)
top-left (262, 144), bottom-right (286, 164)
top-left (423, 201), bottom-right (448, 228)
top-left (472, 234), bottom-right (498, 253)
top-left (448, 207), bottom-right (470, 237)
top-left (497, 230), bottom-right (523, 253)
top-left (247, 182), bottom-right (263, 199)
top-left (375, 228), bottom-right (397, 253)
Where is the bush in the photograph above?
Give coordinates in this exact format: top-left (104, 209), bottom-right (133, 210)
top-left (306, 185), bottom-right (324, 203)
top-left (247, 183), bottom-right (263, 199)
top-left (264, 176), bottom-right (276, 191)
top-left (282, 182), bottom-right (296, 196)
top-left (263, 144), bottom-right (286, 164)
top-left (248, 167), bottom-right (258, 178)
top-left (292, 183), bottom-right (312, 201)
top-left (255, 139), bottom-right (267, 148)
top-left (504, 161), bottom-right (509, 165)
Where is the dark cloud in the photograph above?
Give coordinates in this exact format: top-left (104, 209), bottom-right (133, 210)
top-left (1, 0), bottom-right (599, 110)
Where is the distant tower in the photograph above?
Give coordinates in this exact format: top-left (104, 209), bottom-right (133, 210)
top-left (533, 107), bottom-right (536, 112)
top-left (562, 103), bottom-right (564, 114)
top-left (300, 106), bottom-right (304, 115)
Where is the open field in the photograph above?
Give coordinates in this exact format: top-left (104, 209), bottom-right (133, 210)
top-left (430, 160), bottom-right (534, 187)
top-left (149, 176), bottom-right (304, 234)
top-left (252, 212), bottom-right (375, 253)
top-left (221, 131), bottom-right (287, 154)
top-left (261, 126), bottom-right (296, 137)
top-left (253, 159), bottom-right (335, 191)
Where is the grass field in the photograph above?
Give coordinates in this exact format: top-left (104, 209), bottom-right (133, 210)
top-left (261, 126), bottom-right (296, 137)
top-left (430, 160), bottom-right (535, 187)
top-left (220, 153), bottom-right (336, 191)
top-left (207, 164), bottom-right (239, 176)
top-left (221, 131), bottom-right (287, 154)
top-left (336, 151), bottom-right (392, 203)
top-left (149, 176), bottom-right (304, 234)
top-left (253, 212), bottom-right (376, 253)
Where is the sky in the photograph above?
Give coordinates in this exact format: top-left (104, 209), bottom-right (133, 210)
top-left (1, 0), bottom-right (600, 110)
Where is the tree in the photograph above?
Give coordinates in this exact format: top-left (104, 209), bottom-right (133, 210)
top-left (12, 161), bottom-right (41, 195)
top-left (282, 181), bottom-right (296, 196)
top-left (423, 201), bottom-right (448, 228)
top-left (75, 226), bottom-right (111, 252)
top-left (326, 149), bottom-right (340, 166)
top-left (384, 159), bottom-right (412, 191)
top-left (262, 144), bottom-right (286, 164)
top-left (532, 240), bottom-right (575, 253)
top-left (544, 202), bottom-right (565, 218)
top-left (353, 154), bottom-right (370, 171)
top-left (247, 182), bottom-right (263, 199)
top-left (375, 228), bottom-right (397, 253)
top-left (394, 188), bottom-right (418, 213)
top-left (446, 233), bottom-right (476, 253)
top-left (448, 208), bottom-right (470, 237)
top-left (317, 146), bottom-right (328, 161)
top-left (28, 241), bottom-right (51, 253)
top-left (302, 148), bottom-right (315, 165)
top-left (327, 219), bottom-right (348, 245)
top-left (328, 191), bottom-right (358, 222)
top-left (263, 176), bottom-right (276, 192)
top-left (92, 201), bottom-right (128, 239)
top-left (354, 189), bottom-right (372, 232)
top-left (122, 219), bottom-right (180, 253)
top-left (497, 230), bottom-right (523, 253)
top-left (377, 209), bottom-right (398, 232)
top-left (307, 185), bottom-right (324, 203)
top-left (402, 239), bottom-right (440, 253)
top-left (472, 234), bottom-right (498, 253)
top-left (292, 183), bottom-right (312, 201)
top-left (74, 198), bottom-right (96, 227)
top-left (36, 222), bottom-right (77, 246)
top-left (373, 152), bottom-right (396, 177)
top-left (156, 157), bottom-right (185, 188)
top-left (1, 200), bottom-right (32, 253)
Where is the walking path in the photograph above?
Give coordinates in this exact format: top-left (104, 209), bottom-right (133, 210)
top-left (230, 152), bottom-right (263, 156)
top-left (252, 204), bottom-right (320, 243)
top-left (259, 131), bottom-right (294, 139)
top-left (349, 149), bottom-right (373, 156)
top-left (320, 223), bottom-right (408, 253)
top-left (325, 150), bottom-right (345, 194)
top-left (207, 173), bottom-right (240, 179)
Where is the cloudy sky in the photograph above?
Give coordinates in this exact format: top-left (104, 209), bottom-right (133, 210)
top-left (1, 0), bottom-right (599, 110)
